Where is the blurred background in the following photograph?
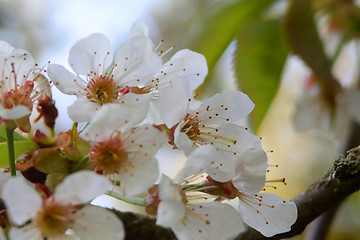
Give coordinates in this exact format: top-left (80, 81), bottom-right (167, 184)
top-left (1, 0), bottom-right (359, 239)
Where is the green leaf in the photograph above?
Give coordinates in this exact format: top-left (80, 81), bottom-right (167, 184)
top-left (235, 18), bottom-right (288, 133)
top-left (189, 0), bottom-right (275, 94)
top-left (0, 125), bottom-right (28, 141)
top-left (284, 0), bottom-right (339, 101)
top-left (0, 141), bottom-right (38, 168)
top-left (33, 148), bottom-right (70, 174)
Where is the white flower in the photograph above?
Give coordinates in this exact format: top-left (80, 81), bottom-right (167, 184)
top-left (175, 146), bottom-right (297, 237)
top-left (0, 41), bottom-right (48, 132)
top-left (155, 174), bottom-right (244, 240)
top-left (81, 104), bottom-right (167, 196)
top-left (146, 49), bottom-right (208, 127)
top-left (2, 171), bottom-right (125, 240)
top-left (48, 21), bottom-right (162, 123)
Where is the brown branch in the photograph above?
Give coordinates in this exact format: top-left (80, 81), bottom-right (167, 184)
top-left (110, 145), bottom-right (360, 240)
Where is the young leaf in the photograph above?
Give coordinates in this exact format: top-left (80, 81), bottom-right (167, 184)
top-left (235, 18), bottom-right (288, 133)
top-left (0, 141), bottom-right (38, 168)
top-left (189, 0), bottom-right (275, 92)
top-left (0, 125), bottom-right (28, 141)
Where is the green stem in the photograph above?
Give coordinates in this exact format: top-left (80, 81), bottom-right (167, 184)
top-left (5, 127), bottom-right (16, 176)
top-left (49, 128), bottom-right (55, 138)
top-left (106, 190), bottom-right (147, 207)
top-left (71, 156), bottom-right (89, 172)
top-left (330, 34), bottom-right (348, 67)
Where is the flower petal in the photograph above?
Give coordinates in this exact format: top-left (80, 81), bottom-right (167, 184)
top-left (54, 171), bottom-right (111, 205)
top-left (174, 122), bottom-right (197, 155)
top-left (171, 202), bottom-right (244, 240)
top-left (156, 200), bottom-right (185, 228)
top-left (71, 205), bottom-right (124, 240)
top-left (175, 145), bottom-right (235, 183)
top-left (232, 148), bottom-right (268, 194)
top-left (238, 193), bottom-right (297, 237)
top-left (0, 105), bottom-right (31, 120)
top-left (2, 177), bottom-right (41, 226)
top-left (155, 49), bottom-right (208, 92)
top-left (69, 33), bottom-right (113, 76)
top-left (47, 64), bottom-right (86, 96)
top-left (80, 104), bottom-right (131, 141)
top-left (67, 100), bottom-right (98, 123)
top-left (8, 225), bottom-right (42, 240)
top-left (115, 155), bottom-right (159, 196)
top-left (197, 90), bottom-right (255, 124)
top-left (113, 35), bottom-right (161, 86)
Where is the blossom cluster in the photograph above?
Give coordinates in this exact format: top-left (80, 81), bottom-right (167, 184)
top-left (0, 21), bottom-right (297, 240)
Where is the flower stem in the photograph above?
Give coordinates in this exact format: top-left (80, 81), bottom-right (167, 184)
top-left (106, 190), bottom-right (146, 207)
top-left (71, 155), bottom-right (89, 172)
top-left (5, 127), bottom-right (16, 176)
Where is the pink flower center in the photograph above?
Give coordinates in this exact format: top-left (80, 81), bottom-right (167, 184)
top-left (0, 80), bottom-right (34, 110)
top-left (86, 75), bottom-right (119, 105)
top-left (89, 136), bottom-right (128, 174)
top-left (34, 199), bottom-right (75, 238)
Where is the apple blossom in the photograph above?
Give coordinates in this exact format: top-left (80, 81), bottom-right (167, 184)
top-left (47, 21), bottom-right (162, 124)
top-left (81, 104), bottom-right (167, 196)
top-left (0, 41), bottom-right (49, 132)
top-left (2, 171), bottom-right (125, 240)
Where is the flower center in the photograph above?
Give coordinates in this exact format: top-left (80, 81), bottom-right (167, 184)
top-left (0, 80), bottom-right (34, 110)
top-left (89, 137), bottom-right (128, 174)
top-left (34, 199), bottom-right (75, 238)
top-left (86, 75), bottom-right (118, 105)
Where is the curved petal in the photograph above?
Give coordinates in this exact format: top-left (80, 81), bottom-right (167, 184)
top-left (197, 90), bottom-right (255, 124)
top-left (113, 36), bottom-right (161, 86)
top-left (72, 205), bottom-right (124, 240)
top-left (171, 202), bottom-right (244, 240)
top-left (175, 145), bottom-right (235, 183)
top-left (0, 105), bottom-right (31, 120)
top-left (155, 49), bottom-right (208, 92)
top-left (232, 148), bottom-right (268, 194)
top-left (159, 77), bottom-right (189, 128)
top-left (116, 155), bottom-right (159, 196)
top-left (80, 104), bottom-right (131, 141)
top-left (0, 40), bottom-right (15, 55)
top-left (238, 193), bottom-right (297, 237)
top-left (54, 171), bottom-right (111, 205)
top-left (129, 21), bottom-right (149, 38)
top-left (47, 64), bottom-right (86, 96)
top-left (69, 33), bottom-right (113, 76)
top-left (67, 101), bottom-right (98, 123)
top-left (2, 177), bottom-right (41, 226)
top-left (8, 225), bottom-right (42, 240)
top-left (156, 200), bottom-right (185, 228)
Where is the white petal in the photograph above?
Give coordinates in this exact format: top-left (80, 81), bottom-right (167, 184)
top-left (113, 37), bottom-right (161, 87)
top-left (67, 101), bottom-right (98, 123)
top-left (238, 193), bottom-right (297, 237)
top-left (116, 93), bottom-right (151, 130)
top-left (174, 122), bottom-right (197, 155)
top-left (0, 41), bottom-right (15, 55)
top-left (116, 155), bottom-right (159, 196)
top-left (47, 64), bottom-right (85, 96)
top-left (197, 90), bottom-right (255, 124)
top-left (129, 21), bottom-right (149, 38)
top-left (54, 171), bottom-right (111, 205)
top-left (69, 33), bottom-right (113, 75)
top-left (123, 124), bottom-right (166, 155)
top-left (156, 200), bottom-right (185, 228)
top-left (232, 149), bottom-right (268, 194)
top-left (2, 177), bottom-right (41, 226)
top-left (71, 205), bottom-right (124, 240)
top-left (159, 77), bottom-right (189, 128)
top-left (80, 104), bottom-right (132, 141)
top-left (175, 145), bottom-right (235, 183)
top-left (155, 49), bottom-right (208, 92)
top-left (0, 105), bottom-right (30, 120)
top-left (8, 225), bottom-right (42, 240)
top-left (158, 175), bottom-right (183, 202)
top-left (172, 202), bottom-right (244, 240)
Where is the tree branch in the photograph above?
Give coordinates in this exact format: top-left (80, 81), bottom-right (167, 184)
top-left (110, 145), bottom-right (360, 240)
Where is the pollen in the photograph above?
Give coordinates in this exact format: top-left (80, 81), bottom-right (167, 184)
top-left (34, 199), bottom-right (75, 238)
top-left (89, 136), bottom-right (128, 174)
top-left (86, 75), bottom-right (118, 105)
